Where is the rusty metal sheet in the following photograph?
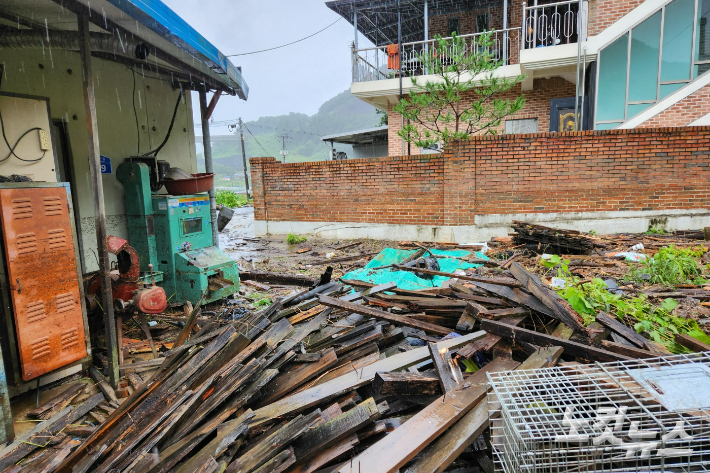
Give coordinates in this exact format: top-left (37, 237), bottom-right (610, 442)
top-left (0, 187), bottom-right (87, 381)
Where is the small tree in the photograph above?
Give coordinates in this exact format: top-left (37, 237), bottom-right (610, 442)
top-left (393, 32), bottom-right (526, 149)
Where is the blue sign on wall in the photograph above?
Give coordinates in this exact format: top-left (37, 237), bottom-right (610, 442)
top-left (100, 155), bottom-right (112, 174)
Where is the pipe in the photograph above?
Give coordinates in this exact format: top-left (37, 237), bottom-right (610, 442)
top-left (199, 87), bottom-right (220, 248)
top-left (0, 29), bottom-right (150, 60)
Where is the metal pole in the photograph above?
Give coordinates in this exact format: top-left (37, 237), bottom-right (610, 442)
top-left (424, 0), bottom-right (429, 74)
top-left (503, 0), bottom-right (508, 64)
top-left (238, 118), bottom-right (251, 199)
top-left (354, 6), bottom-right (358, 51)
top-left (522, 3), bottom-right (527, 49)
top-left (78, 13), bottom-right (119, 388)
top-left (199, 87), bottom-right (219, 248)
top-left (580, 45), bottom-right (587, 129)
top-left (398, 0), bottom-right (405, 155)
top-left (574, 0), bottom-right (582, 131)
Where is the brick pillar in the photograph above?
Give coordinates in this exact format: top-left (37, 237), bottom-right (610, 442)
top-left (249, 157), bottom-right (277, 221)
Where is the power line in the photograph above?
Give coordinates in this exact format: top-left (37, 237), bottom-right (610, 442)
top-left (226, 18), bottom-right (342, 57)
top-left (242, 122), bottom-right (274, 157)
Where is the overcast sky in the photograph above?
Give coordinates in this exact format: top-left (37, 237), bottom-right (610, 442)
top-left (162, 0), bottom-right (371, 130)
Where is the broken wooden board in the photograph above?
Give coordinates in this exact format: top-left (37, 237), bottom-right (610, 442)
top-left (372, 372), bottom-right (441, 396)
top-left (318, 295), bottom-right (453, 336)
top-left (339, 358), bottom-right (520, 473)
top-left (509, 262), bottom-right (585, 331)
top-left (406, 347), bottom-right (563, 473)
top-left (250, 331), bottom-right (485, 427)
top-left (675, 333), bottom-right (710, 352)
top-left (600, 340), bottom-right (660, 359)
top-left (391, 265), bottom-right (522, 287)
top-left (595, 312), bottom-right (652, 350)
top-left (481, 319), bottom-right (631, 362)
top-left (428, 342), bottom-right (464, 393)
top-left (466, 280), bottom-right (554, 317)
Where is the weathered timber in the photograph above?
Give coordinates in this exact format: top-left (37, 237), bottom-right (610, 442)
top-left (341, 282), bottom-right (397, 302)
top-left (257, 348), bottom-right (339, 406)
top-left (484, 307), bottom-right (530, 319)
top-left (292, 398), bottom-right (380, 461)
top-left (28, 383), bottom-right (85, 419)
top-left (339, 358), bottom-right (520, 473)
top-left (239, 270), bottom-right (315, 287)
top-left (378, 327), bottom-right (405, 348)
top-left (595, 312), bottom-right (651, 349)
top-left (250, 331), bottom-right (485, 427)
top-left (319, 295), bottom-right (453, 336)
top-left (675, 333), bottom-right (710, 352)
top-left (600, 340), bottom-right (660, 359)
top-left (288, 434), bottom-right (359, 473)
top-left (451, 293), bottom-right (510, 306)
top-left (372, 372), bottom-right (441, 396)
top-left (391, 265), bottom-right (522, 287)
top-left (311, 252), bottom-right (379, 265)
top-left (288, 305), bottom-right (327, 325)
top-left (481, 319), bottom-right (631, 362)
top-left (294, 352), bottom-right (322, 362)
top-left (175, 299), bottom-right (200, 348)
top-left (428, 342), bottom-right (464, 392)
top-left (251, 448), bottom-right (296, 473)
top-left (457, 317), bottom-right (526, 359)
top-left (406, 347), bottom-right (563, 473)
top-left (88, 366), bottom-right (119, 407)
top-left (466, 280), bottom-right (554, 317)
top-left (226, 410), bottom-right (322, 473)
top-left (509, 263), bottom-right (585, 331)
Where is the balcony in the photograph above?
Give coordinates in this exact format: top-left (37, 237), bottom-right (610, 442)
top-left (349, 0), bottom-right (587, 85)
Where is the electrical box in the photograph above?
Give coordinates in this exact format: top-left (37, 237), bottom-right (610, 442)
top-left (0, 93), bottom-right (57, 182)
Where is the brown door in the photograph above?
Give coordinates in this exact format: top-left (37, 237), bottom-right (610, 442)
top-left (0, 187), bottom-right (87, 381)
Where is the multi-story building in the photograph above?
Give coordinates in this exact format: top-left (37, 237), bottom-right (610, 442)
top-left (326, 0), bottom-right (710, 155)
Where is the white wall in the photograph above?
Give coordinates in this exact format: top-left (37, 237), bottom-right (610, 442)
top-left (0, 47), bottom-right (198, 271)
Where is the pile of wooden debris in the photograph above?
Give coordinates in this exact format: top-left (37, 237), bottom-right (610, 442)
top-left (3, 222), bottom-right (710, 473)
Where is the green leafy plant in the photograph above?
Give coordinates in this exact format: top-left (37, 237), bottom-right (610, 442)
top-left (215, 189), bottom-right (252, 208)
top-left (286, 233), bottom-right (307, 244)
top-left (588, 230), bottom-right (597, 236)
top-left (539, 254), bottom-right (570, 278)
top-left (247, 292), bottom-right (272, 308)
top-left (393, 32), bottom-right (525, 149)
top-left (626, 245), bottom-right (706, 287)
top-left (645, 227), bottom-right (668, 235)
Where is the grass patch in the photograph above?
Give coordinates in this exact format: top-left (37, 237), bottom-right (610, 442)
top-left (625, 245), bottom-right (706, 287)
top-left (216, 189), bottom-right (252, 208)
top-left (286, 233), bottom-right (307, 244)
top-left (246, 291), bottom-right (272, 308)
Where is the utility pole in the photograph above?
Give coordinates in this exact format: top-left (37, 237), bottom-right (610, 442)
top-left (278, 133), bottom-right (290, 163)
top-left (237, 119), bottom-right (251, 199)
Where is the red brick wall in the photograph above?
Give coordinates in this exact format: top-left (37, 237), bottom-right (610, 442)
top-left (637, 83), bottom-right (710, 127)
top-left (251, 127), bottom-right (710, 226)
top-left (386, 77), bottom-right (576, 155)
top-left (588, 0), bottom-right (645, 36)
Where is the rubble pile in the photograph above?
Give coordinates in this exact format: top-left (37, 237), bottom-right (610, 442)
top-left (3, 222), bottom-right (710, 473)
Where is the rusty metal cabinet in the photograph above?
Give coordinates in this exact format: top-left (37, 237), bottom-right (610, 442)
top-left (0, 183), bottom-right (90, 384)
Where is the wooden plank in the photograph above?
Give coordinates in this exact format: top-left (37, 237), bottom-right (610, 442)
top-left (340, 279), bottom-right (440, 298)
top-left (372, 372), bottom-right (441, 396)
top-left (250, 331), bottom-right (485, 427)
top-left (451, 292), bottom-right (510, 306)
top-left (483, 307), bottom-right (530, 319)
top-left (392, 265), bottom-right (522, 287)
top-left (28, 383), bottom-right (85, 419)
top-left (481, 319), bottom-right (631, 362)
top-left (292, 398), bottom-right (379, 461)
top-left (428, 342), bottom-right (464, 393)
top-left (288, 434), bottom-right (359, 473)
top-left (226, 410), bottom-right (322, 473)
top-left (318, 295), bottom-right (453, 336)
top-left (595, 312), bottom-right (651, 349)
top-left (600, 340), bottom-right (660, 359)
top-left (239, 270), bottom-right (315, 287)
top-left (338, 358), bottom-right (520, 473)
top-left (675, 333), bottom-right (710, 352)
top-left (257, 348), bottom-right (339, 406)
top-left (174, 299), bottom-right (200, 347)
top-left (340, 282), bottom-right (397, 302)
top-left (88, 366), bottom-right (119, 408)
top-left (252, 448), bottom-right (295, 473)
top-left (311, 252), bottom-right (379, 265)
top-left (466, 280), bottom-right (554, 317)
top-left (457, 317), bottom-right (526, 359)
top-left (288, 305), bottom-right (327, 325)
top-left (406, 347), bottom-right (563, 473)
top-left (509, 263), bottom-right (585, 331)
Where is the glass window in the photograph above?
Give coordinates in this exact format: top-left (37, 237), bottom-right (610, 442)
top-left (660, 82), bottom-right (687, 98)
top-left (596, 123), bottom-right (622, 130)
top-left (695, 63), bottom-right (710, 76)
top-left (697, 0), bottom-right (710, 61)
top-left (182, 217), bottom-right (202, 235)
top-left (597, 34), bottom-right (629, 122)
top-left (662, 0), bottom-right (694, 82)
top-left (629, 12), bottom-right (662, 102)
top-left (627, 103), bottom-right (654, 118)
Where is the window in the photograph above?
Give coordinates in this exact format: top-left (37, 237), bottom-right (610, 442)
top-left (505, 118), bottom-right (538, 134)
top-left (476, 13), bottom-right (489, 33)
top-left (182, 217), bottom-right (202, 236)
top-left (448, 18), bottom-right (459, 36)
top-left (596, 33), bottom-right (628, 124)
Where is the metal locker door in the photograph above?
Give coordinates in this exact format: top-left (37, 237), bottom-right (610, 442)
top-left (0, 187), bottom-right (87, 381)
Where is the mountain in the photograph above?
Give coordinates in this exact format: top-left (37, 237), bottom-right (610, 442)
top-left (197, 89), bottom-right (381, 189)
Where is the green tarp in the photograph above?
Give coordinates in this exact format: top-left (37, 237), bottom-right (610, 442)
top-left (341, 248), bottom-right (487, 291)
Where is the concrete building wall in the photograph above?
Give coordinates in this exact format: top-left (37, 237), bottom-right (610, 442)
top-left (0, 47), bottom-right (198, 271)
top-left (250, 127), bottom-right (710, 242)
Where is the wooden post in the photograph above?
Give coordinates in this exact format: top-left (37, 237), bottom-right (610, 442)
top-left (77, 13), bottom-right (119, 388)
top-left (199, 87), bottom-right (219, 248)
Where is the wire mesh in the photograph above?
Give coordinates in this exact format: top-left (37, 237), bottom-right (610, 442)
top-left (488, 353), bottom-right (710, 472)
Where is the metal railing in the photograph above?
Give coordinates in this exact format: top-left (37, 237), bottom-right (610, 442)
top-left (522, 0), bottom-right (587, 50)
top-left (352, 28), bottom-right (521, 83)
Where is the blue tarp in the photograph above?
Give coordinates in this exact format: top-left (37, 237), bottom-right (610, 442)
top-left (341, 248), bottom-right (487, 291)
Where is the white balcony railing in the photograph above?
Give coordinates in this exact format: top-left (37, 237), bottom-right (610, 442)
top-left (352, 28), bottom-right (521, 83)
top-left (522, 0), bottom-right (587, 50)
